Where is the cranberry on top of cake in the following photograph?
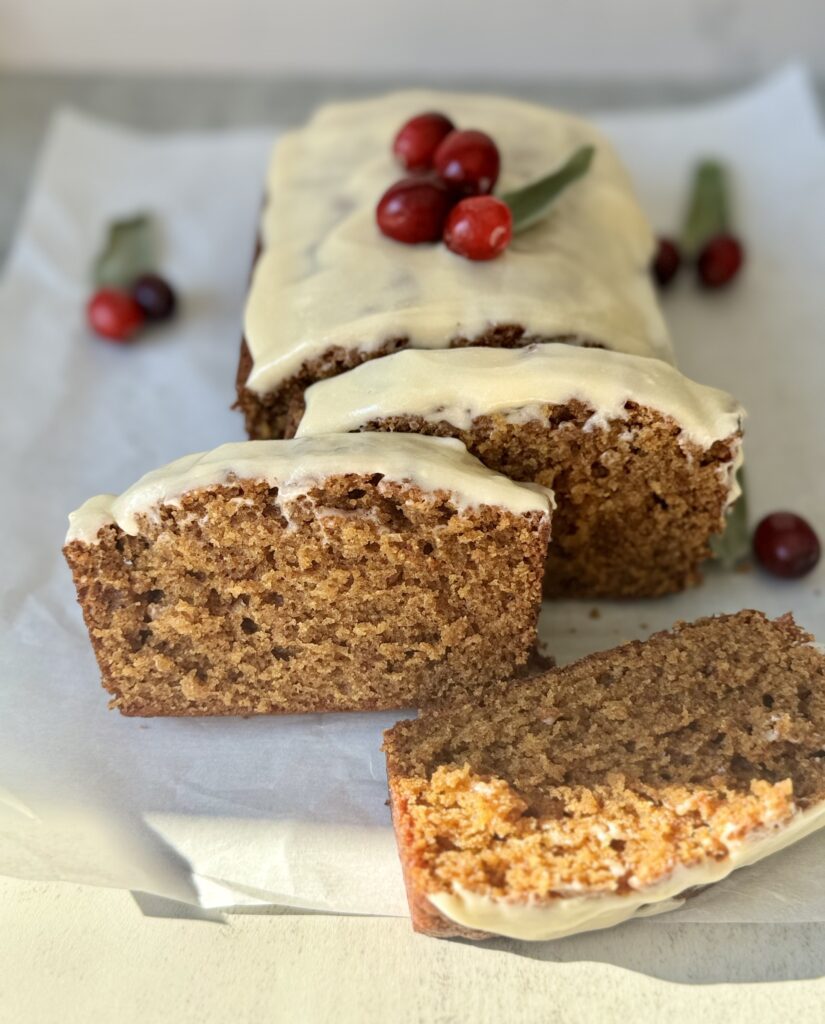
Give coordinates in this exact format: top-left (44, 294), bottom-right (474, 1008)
top-left (242, 91), bottom-right (672, 405)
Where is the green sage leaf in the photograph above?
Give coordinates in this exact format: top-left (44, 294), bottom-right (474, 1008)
top-left (93, 214), bottom-right (155, 288)
top-left (681, 160), bottom-right (731, 259)
top-left (501, 145), bottom-right (595, 234)
top-left (710, 466), bottom-right (749, 569)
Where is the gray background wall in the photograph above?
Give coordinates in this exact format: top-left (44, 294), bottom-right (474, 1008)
top-left (0, 0), bottom-right (821, 80)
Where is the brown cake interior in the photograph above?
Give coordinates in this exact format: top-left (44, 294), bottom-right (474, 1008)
top-left (342, 400), bottom-right (739, 598)
top-left (64, 475), bottom-right (549, 716)
top-left (383, 611), bottom-right (825, 937)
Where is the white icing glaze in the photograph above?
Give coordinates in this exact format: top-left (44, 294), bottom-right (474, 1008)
top-left (65, 433), bottom-right (553, 545)
top-left (296, 345), bottom-right (744, 452)
top-left (243, 90), bottom-right (673, 397)
top-left (429, 799), bottom-right (825, 941)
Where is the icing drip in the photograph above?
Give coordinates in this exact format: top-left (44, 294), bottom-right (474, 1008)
top-left (296, 346), bottom-right (744, 506)
top-left (66, 433), bottom-right (553, 545)
top-left (297, 345), bottom-right (743, 450)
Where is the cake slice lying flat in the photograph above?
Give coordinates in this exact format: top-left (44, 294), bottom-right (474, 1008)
top-left (64, 434), bottom-right (552, 716)
top-left (297, 345), bottom-right (744, 597)
top-left (383, 611), bottom-right (825, 940)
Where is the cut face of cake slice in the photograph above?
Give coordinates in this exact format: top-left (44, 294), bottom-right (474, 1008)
top-left (236, 90), bottom-right (672, 439)
top-left (63, 434), bottom-right (552, 716)
top-left (296, 345), bottom-right (744, 598)
top-left (383, 611), bottom-right (825, 940)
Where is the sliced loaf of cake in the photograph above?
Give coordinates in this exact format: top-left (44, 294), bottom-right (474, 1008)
top-left (64, 434), bottom-right (552, 716)
top-left (383, 611), bottom-right (825, 940)
top-left (297, 345), bottom-right (744, 597)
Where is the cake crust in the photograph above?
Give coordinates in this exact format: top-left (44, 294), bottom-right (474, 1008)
top-left (387, 780), bottom-right (489, 939)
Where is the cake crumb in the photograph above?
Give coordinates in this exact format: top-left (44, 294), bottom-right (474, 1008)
top-left (64, 473), bottom-right (549, 716)
top-left (384, 610), bottom-right (825, 940)
top-left (348, 400), bottom-right (739, 599)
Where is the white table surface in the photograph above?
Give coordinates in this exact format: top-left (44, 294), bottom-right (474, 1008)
top-left (3, 73), bottom-right (825, 1024)
top-left (4, 875), bottom-right (825, 1023)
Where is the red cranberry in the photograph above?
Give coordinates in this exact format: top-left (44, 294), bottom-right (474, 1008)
top-left (652, 237), bottom-right (682, 287)
top-left (393, 112), bottom-right (455, 171)
top-left (132, 273), bottom-right (177, 321)
top-left (697, 233), bottom-right (744, 289)
top-left (434, 130), bottom-right (500, 196)
top-left (376, 177), bottom-right (453, 244)
top-left (444, 196), bottom-right (512, 261)
top-left (87, 289), bottom-right (144, 341)
top-left (753, 512), bottom-right (821, 579)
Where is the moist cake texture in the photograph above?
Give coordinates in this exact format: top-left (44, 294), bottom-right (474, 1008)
top-left (237, 90), bottom-right (672, 439)
top-left (297, 346), bottom-right (744, 597)
top-left (64, 434), bottom-right (552, 716)
top-left (383, 611), bottom-right (825, 940)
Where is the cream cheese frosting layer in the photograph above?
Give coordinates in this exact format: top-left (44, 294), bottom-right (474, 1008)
top-left (429, 798), bottom-right (825, 941)
top-left (296, 345), bottom-right (744, 450)
top-left (66, 433), bottom-right (553, 545)
top-left (243, 90), bottom-right (673, 397)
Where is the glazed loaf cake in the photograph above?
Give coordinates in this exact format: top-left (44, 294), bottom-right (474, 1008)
top-left (64, 434), bottom-right (552, 716)
top-left (236, 90), bottom-right (672, 439)
top-left (383, 611), bottom-right (825, 940)
top-left (296, 345), bottom-right (744, 597)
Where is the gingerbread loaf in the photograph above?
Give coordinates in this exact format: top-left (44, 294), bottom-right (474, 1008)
top-left (296, 345), bottom-right (744, 598)
top-left (236, 90), bottom-right (672, 439)
top-left (64, 434), bottom-right (552, 716)
top-left (383, 611), bottom-right (825, 940)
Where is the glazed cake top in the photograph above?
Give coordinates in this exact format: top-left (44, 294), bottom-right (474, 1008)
top-left (243, 90), bottom-right (673, 397)
top-left (65, 433), bottom-right (553, 545)
top-left (297, 345), bottom-right (745, 451)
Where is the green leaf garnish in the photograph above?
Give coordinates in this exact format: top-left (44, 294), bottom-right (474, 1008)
top-left (710, 466), bottom-right (749, 569)
top-left (501, 145), bottom-right (595, 234)
top-left (92, 214), bottom-right (155, 288)
top-left (681, 160), bottom-right (731, 259)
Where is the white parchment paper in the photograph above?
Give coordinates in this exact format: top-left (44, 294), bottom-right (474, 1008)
top-left (1, 68), bottom-right (824, 921)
